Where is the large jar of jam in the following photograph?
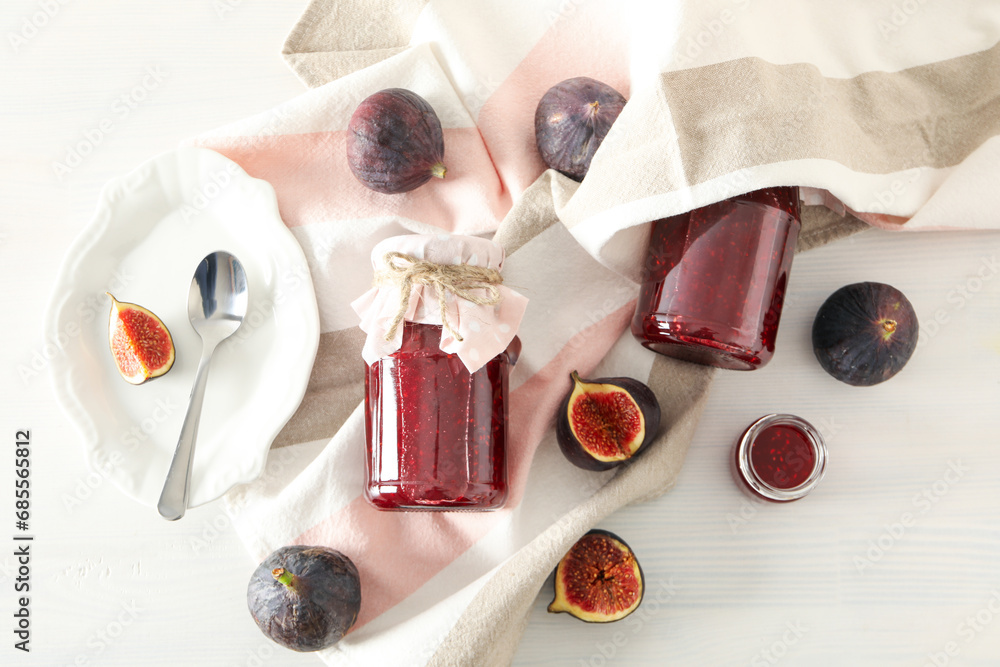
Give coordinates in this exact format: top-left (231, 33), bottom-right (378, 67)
top-left (631, 187), bottom-right (801, 370)
top-left (353, 234), bottom-right (527, 511)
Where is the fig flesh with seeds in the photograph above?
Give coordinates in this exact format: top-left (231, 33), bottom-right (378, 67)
top-left (812, 281), bottom-right (919, 386)
top-left (107, 293), bottom-right (174, 385)
top-left (534, 76), bottom-right (626, 182)
top-left (247, 545), bottom-right (362, 652)
top-left (548, 529), bottom-right (644, 623)
top-left (346, 88), bottom-right (446, 194)
top-left (556, 371), bottom-right (660, 471)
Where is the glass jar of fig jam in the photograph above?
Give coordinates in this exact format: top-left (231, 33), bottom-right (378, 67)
top-left (353, 234), bottom-right (527, 511)
top-left (631, 187), bottom-right (801, 370)
top-left (733, 414), bottom-right (827, 503)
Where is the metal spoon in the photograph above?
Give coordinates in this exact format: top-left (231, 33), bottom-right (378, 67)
top-left (157, 251), bottom-right (248, 520)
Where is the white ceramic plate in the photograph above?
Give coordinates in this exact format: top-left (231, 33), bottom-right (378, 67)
top-left (46, 147), bottom-right (319, 509)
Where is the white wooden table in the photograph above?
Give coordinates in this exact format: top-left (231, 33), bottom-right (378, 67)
top-left (2, 3), bottom-right (998, 665)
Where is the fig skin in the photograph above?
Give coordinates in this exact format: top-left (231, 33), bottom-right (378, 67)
top-left (106, 293), bottom-right (174, 385)
top-left (247, 545), bottom-right (362, 652)
top-left (534, 77), bottom-right (626, 182)
top-left (346, 88), bottom-right (446, 194)
top-left (812, 281), bottom-right (919, 386)
top-left (556, 371), bottom-right (661, 471)
top-left (548, 529), bottom-right (645, 623)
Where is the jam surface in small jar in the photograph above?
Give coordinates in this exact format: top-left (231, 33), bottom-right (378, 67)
top-left (734, 414), bottom-right (827, 503)
top-left (364, 322), bottom-right (510, 511)
top-left (631, 187), bottom-right (801, 370)
top-left (749, 425), bottom-right (816, 490)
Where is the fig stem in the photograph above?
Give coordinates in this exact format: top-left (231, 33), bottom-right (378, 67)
top-left (271, 567), bottom-right (297, 590)
top-left (430, 162), bottom-right (447, 179)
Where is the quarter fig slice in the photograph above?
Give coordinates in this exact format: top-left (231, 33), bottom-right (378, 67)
top-left (346, 88), bottom-right (446, 194)
top-left (556, 371), bottom-right (661, 471)
top-left (107, 293), bottom-right (174, 385)
top-left (247, 545), bottom-right (362, 652)
top-left (548, 529), bottom-right (645, 623)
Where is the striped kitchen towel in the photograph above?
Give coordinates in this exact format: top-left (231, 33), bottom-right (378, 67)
top-left (192, 1), bottom-right (1000, 664)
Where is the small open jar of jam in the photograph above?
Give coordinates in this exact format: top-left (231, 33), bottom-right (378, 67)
top-left (733, 414), bottom-right (827, 502)
top-left (631, 187), bottom-right (801, 370)
top-left (353, 234), bottom-right (527, 511)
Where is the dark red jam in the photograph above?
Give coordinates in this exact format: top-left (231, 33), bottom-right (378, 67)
top-left (631, 187), bottom-right (801, 370)
top-left (364, 322), bottom-right (510, 510)
top-left (734, 414), bottom-right (826, 503)
top-left (749, 424), bottom-right (816, 490)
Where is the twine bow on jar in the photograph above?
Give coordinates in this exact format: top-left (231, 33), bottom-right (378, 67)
top-left (374, 251), bottom-right (504, 343)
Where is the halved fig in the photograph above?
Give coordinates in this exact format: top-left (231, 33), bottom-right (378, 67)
top-left (548, 529), bottom-right (644, 623)
top-left (812, 281), bottom-right (918, 386)
top-left (556, 371), bottom-right (661, 471)
top-left (346, 88), bottom-right (446, 194)
top-left (534, 77), bottom-right (626, 182)
top-left (107, 293), bottom-right (174, 385)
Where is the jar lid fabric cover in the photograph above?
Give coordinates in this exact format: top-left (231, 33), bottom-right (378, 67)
top-left (352, 233), bottom-right (528, 373)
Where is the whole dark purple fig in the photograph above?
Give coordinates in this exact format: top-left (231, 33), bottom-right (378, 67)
top-left (556, 371), bottom-right (661, 471)
top-left (812, 281), bottom-right (919, 386)
top-left (346, 88), bottom-right (446, 194)
top-left (247, 545), bottom-right (362, 652)
top-left (534, 77), bottom-right (626, 182)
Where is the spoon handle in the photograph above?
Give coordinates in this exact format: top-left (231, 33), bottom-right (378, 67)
top-left (157, 344), bottom-right (216, 520)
